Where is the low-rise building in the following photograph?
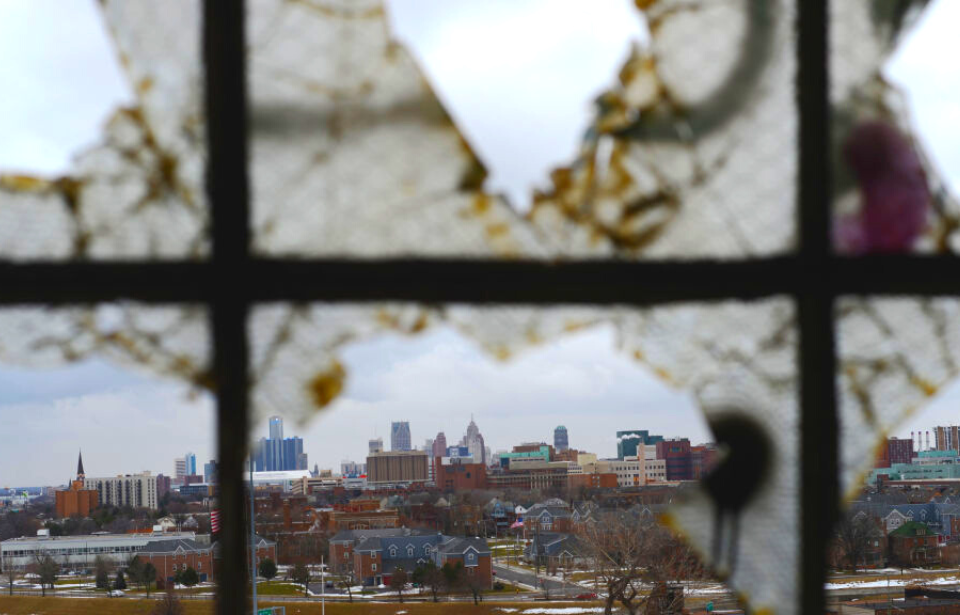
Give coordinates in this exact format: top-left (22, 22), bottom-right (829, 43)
top-left (138, 538), bottom-right (214, 587)
top-left (888, 521), bottom-right (941, 567)
top-left (435, 457), bottom-right (488, 491)
top-left (1, 530), bottom-right (201, 570)
top-left (330, 528), bottom-right (492, 588)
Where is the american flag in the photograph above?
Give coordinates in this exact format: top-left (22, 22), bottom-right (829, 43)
top-left (210, 509), bottom-right (220, 534)
top-left (510, 518), bottom-right (524, 529)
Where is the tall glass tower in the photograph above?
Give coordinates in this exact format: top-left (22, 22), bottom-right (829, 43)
top-left (391, 421), bottom-right (412, 451)
top-left (269, 416), bottom-right (284, 440)
top-left (554, 426), bottom-right (569, 452)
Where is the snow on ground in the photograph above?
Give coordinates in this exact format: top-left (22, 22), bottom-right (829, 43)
top-left (825, 576), bottom-right (960, 590)
top-left (496, 609), bottom-right (605, 615)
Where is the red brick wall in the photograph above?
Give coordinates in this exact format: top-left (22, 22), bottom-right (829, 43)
top-left (435, 462), bottom-right (488, 491)
top-left (142, 550), bottom-right (214, 587)
top-left (354, 550), bottom-right (382, 581)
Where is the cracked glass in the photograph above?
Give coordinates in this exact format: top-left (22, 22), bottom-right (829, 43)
top-left (248, 0), bottom-right (798, 259)
top-left (830, 0), bottom-right (959, 254)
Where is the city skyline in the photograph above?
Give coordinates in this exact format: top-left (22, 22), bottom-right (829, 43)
top-left (6, 322), bottom-right (960, 488)
top-left (1, 0), bottom-right (960, 489)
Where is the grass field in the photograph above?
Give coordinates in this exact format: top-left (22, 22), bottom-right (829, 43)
top-left (256, 581), bottom-right (308, 596)
top-left (0, 596), bottom-right (601, 615)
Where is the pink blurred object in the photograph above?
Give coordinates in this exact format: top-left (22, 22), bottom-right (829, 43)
top-left (835, 121), bottom-right (930, 254)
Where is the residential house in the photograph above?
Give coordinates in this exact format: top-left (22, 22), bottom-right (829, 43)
top-left (888, 521), bottom-right (941, 567)
top-left (330, 528), bottom-right (492, 588)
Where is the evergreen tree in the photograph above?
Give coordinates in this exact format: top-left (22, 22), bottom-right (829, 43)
top-left (114, 570), bottom-right (127, 591)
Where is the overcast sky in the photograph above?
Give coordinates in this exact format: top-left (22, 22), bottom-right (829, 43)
top-left (1, 1), bottom-right (959, 487)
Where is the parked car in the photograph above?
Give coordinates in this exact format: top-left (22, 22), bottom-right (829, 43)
top-left (108, 590), bottom-right (125, 598)
top-left (575, 592), bottom-right (598, 600)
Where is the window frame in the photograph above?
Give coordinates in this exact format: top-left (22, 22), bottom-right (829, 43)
top-left (0, 2), bottom-right (956, 615)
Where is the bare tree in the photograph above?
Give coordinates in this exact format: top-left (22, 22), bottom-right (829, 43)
top-left (582, 515), bottom-right (704, 615)
top-left (2, 556), bottom-right (18, 596)
top-left (150, 587), bottom-right (185, 615)
top-left (94, 555), bottom-right (111, 590)
top-left (465, 572), bottom-right (485, 605)
top-left (290, 562), bottom-right (311, 597)
top-left (412, 561), bottom-right (443, 602)
top-left (32, 553), bottom-right (59, 597)
top-left (390, 566), bottom-right (408, 603)
top-left (834, 514), bottom-right (877, 572)
top-left (336, 565), bottom-right (356, 603)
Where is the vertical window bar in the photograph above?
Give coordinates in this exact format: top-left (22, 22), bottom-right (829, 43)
top-left (798, 0), bottom-right (837, 613)
top-left (203, 1), bottom-right (251, 613)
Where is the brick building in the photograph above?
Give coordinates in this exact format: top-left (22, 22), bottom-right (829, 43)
top-left (691, 445), bottom-right (718, 479)
top-left (55, 452), bottom-right (99, 518)
top-left (435, 457), bottom-right (488, 491)
top-left (876, 437), bottom-right (916, 468)
top-left (656, 439), bottom-right (694, 481)
top-left (326, 508), bottom-right (400, 532)
top-left (139, 538), bottom-right (214, 587)
top-left (488, 460), bottom-right (569, 491)
top-left (330, 528), bottom-right (491, 588)
top-left (366, 451), bottom-right (429, 486)
top-left (888, 521), bottom-right (941, 567)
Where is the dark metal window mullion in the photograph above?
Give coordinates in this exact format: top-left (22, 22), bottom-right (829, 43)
top-left (797, 1), bottom-right (836, 614)
top-left (203, 1), bottom-right (251, 614)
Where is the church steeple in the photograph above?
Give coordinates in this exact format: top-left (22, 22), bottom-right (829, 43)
top-left (77, 450), bottom-right (85, 480)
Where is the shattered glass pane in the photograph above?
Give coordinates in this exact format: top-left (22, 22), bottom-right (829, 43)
top-left (837, 297), bottom-right (960, 498)
top-left (249, 299), bottom-right (799, 613)
top-left (831, 1), bottom-right (960, 254)
top-left (0, 1), bottom-right (206, 260)
top-left (249, 0), bottom-right (798, 258)
top-left (0, 304), bottom-right (210, 388)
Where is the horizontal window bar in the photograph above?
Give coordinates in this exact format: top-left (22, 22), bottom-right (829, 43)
top-left (0, 255), bottom-right (957, 305)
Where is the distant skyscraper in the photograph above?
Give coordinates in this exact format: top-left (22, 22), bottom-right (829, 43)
top-left (369, 437), bottom-right (384, 454)
top-left (174, 458), bottom-right (187, 483)
top-left (391, 421), bottom-right (412, 451)
top-left (554, 426), bottom-right (569, 452)
top-left (203, 460), bottom-right (218, 483)
top-left (269, 416), bottom-right (284, 440)
top-left (617, 430), bottom-right (664, 459)
top-left (253, 418), bottom-right (306, 471)
top-left (184, 452), bottom-right (197, 476)
top-left (432, 433), bottom-right (448, 458)
top-left (462, 416), bottom-right (486, 464)
top-left (424, 438), bottom-right (434, 453)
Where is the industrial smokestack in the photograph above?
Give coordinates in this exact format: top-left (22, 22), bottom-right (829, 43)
top-left (912, 432), bottom-right (916, 450)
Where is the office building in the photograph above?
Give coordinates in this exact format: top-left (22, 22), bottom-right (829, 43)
top-left (691, 444), bottom-right (718, 479)
top-left (432, 433), bottom-right (447, 458)
top-left (616, 430), bottom-right (664, 459)
top-left (369, 437), bottom-right (384, 455)
top-left (270, 415), bottom-right (284, 440)
top-left (174, 458), bottom-right (187, 484)
top-left (254, 416), bottom-right (307, 472)
top-left (55, 451), bottom-right (98, 518)
top-left (934, 426), bottom-right (960, 452)
top-left (655, 438), bottom-right (694, 481)
top-left (366, 451), bottom-right (429, 485)
top-left (84, 472), bottom-right (160, 510)
top-left (203, 460), bottom-right (218, 484)
top-left (436, 457), bottom-right (488, 491)
top-left (391, 421), bottom-right (412, 451)
top-left (340, 460), bottom-right (365, 476)
top-left (462, 417), bottom-right (487, 465)
top-left (184, 452), bottom-right (197, 476)
top-left (554, 425), bottom-right (569, 452)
